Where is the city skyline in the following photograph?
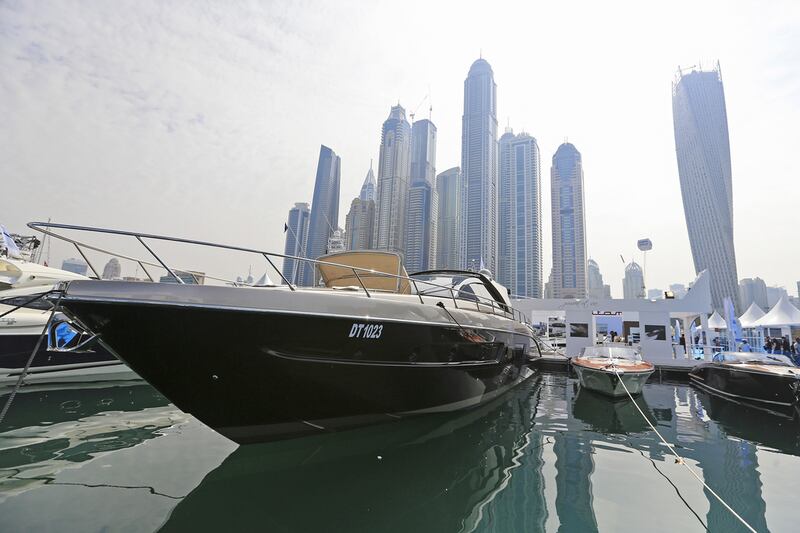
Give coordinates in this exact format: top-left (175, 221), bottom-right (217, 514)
top-left (3, 1), bottom-right (799, 296)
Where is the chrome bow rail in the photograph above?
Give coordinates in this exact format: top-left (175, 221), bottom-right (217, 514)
top-left (27, 222), bottom-right (530, 324)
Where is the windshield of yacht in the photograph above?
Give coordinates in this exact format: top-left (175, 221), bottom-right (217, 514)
top-left (714, 352), bottom-right (797, 366)
top-left (411, 272), bottom-right (500, 306)
top-left (580, 346), bottom-right (642, 361)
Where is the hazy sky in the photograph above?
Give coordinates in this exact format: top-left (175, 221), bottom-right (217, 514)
top-left (2, 0), bottom-right (798, 295)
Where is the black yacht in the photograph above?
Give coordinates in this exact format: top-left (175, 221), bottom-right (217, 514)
top-left (689, 352), bottom-right (800, 407)
top-left (32, 223), bottom-right (542, 444)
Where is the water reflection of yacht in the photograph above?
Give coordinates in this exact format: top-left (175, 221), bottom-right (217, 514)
top-left (160, 378), bottom-right (545, 532)
top-left (571, 386), bottom-right (652, 434)
top-left (694, 388), bottom-right (800, 455)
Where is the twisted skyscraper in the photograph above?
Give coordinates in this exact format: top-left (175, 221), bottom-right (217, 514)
top-left (461, 58), bottom-right (498, 274)
top-left (672, 64), bottom-right (740, 312)
top-left (301, 145), bottom-right (340, 286)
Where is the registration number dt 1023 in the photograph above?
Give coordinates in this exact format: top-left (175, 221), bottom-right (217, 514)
top-left (349, 323), bottom-right (383, 339)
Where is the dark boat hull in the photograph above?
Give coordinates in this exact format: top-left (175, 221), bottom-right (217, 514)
top-left (689, 363), bottom-right (800, 406)
top-left (60, 299), bottom-right (537, 443)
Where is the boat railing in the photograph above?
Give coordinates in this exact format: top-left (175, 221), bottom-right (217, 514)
top-left (27, 222), bottom-right (530, 324)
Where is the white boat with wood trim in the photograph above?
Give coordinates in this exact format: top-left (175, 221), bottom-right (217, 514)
top-left (571, 345), bottom-right (654, 397)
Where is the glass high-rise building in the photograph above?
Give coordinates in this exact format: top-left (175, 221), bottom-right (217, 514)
top-left (739, 277), bottom-right (768, 311)
top-left (360, 162), bottom-right (376, 202)
top-left (405, 119), bottom-right (438, 272)
top-left (461, 58), bottom-right (498, 274)
top-left (375, 105), bottom-right (411, 257)
top-left (101, 257), bottom-right (121, 280)
top-left (550, 142), bottom-right (587, 298)
top-left (623, 261), bottom-right (645, 299)
top-left (498, 128), bottom-right (542, 298)
top-left (302, 145), bottom-right (340, 286)
top-left (344, 197), bottom-right (375, 251)
top-left (61, 257), bottom-right (88, 276)
top-left (435, 167), bottom-right (464, 270)
top-left (282, 202), bottom-right (310, 285)
top-left (672, 64), bottom-right (740, 312)
top-left (587, 258), bottom-right (611, 299)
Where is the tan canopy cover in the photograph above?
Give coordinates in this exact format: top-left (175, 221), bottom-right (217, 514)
top-left (316, 251), bottom-right (411, 294)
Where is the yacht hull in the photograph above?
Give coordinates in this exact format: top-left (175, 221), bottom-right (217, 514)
top-left (689, 363), bottom-right (800, 406)
top-left (572, 363), bottom-right (652, 397)
top-left (59, 283), bottom-right (537, 444)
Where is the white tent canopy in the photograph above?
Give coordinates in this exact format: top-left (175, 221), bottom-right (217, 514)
top-left (738, 302), bottom-right (766, 328)
top-left (707, 310), bottom-right (727, 329)
top-left (753, 295), bottom-right (800, 328)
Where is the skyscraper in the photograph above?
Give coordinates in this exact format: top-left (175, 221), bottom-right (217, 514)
top-left (587, 259), bottom-right (611, 299)
top-left (550, 142), bottom-right (587, 299)
top-left (61, 258), bottom-right (88, 276)
top-left (461, 58), bottom-right (498, 274)
top-left (282, 202), bottom-right (310, 285)
top-left (405, 119), bottom-right (438, 272)
top-left (739, 277), bottom-right (768, 311)
top-left (673, 64), bottom-right (740, 312)
top-left (498, 128), bottom-right (542, 298)
top-left (435, 167), bottom-right (465, 270)
top-left (302, 145), bottom-right (341, 286)
top-left (101, 257), bottom-right (121, 280)
top-left (344, 197), bottom-right (375, 251)
top-left (360, 162), bottom-right (376, 202)
top-left (623, 261), bottom-right (645, 299)
top-left (375, 105), bottom-right (411, 257)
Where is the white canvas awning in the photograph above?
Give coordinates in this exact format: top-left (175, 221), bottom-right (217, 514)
top-left (707, 311), bottom-right (727, 329)
top-left (738, 302), bottom-right (766, 328)
top-left (753, 296), bottom-right (800, 328)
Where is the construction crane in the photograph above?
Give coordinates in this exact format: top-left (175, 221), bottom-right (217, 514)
top-left (409, 89), bottom-right (432, 123)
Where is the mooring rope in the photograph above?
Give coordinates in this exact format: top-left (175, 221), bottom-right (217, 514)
top-left (612, 365), bottom-right (758, 533)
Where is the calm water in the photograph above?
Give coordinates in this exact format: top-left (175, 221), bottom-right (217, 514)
top-left (2, 373), bottom-right (799, 532)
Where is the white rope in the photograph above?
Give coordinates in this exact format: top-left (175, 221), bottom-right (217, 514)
top-left (612, 366), bottom-right (758, 533)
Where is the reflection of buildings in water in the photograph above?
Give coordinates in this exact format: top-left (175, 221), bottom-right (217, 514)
top-left (647, 383), bottom-right (768, 532)
top-left (536, 374), bottom-right (770, 532)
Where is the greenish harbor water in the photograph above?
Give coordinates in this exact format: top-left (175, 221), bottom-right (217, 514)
top-left (2, 373), bottom-right (799, 532)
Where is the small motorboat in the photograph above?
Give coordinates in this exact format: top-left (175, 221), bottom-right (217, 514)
top-left (690, 352), bottom-right (800, 407)
top-left (571, 345), bottom-right (654, 397)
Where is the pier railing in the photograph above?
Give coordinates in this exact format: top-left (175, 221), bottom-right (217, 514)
top-left (27, 222), bottom-right (530, 325)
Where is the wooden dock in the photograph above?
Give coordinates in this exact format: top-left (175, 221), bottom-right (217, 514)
top-left (534, 353), bottom-right (696, 381)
